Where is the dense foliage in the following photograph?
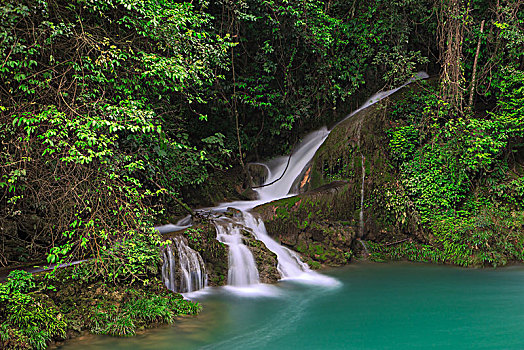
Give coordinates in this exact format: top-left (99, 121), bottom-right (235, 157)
top-left (0, 0), bottom-right (437, 268)
top-left (0, 271), bottom-right (66, 349)
top-left (380, 69), bottom-right (523, 266)
top-left (0, 0), bottom-right (523, 346)
top-left (0, 0), bottom-right (234, 266)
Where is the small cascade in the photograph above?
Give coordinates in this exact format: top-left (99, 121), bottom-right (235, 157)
top-left (162, 245), bottom-right (177, 291)
top-left (233, 211), bottom-right (339, 286)
top-left (155, 215), bottom-right (192, 234)
top-left (161, 236), bottom-right (207, 293)
top-left (335, 72), bottom-right (429, 127)
top-left (213, 219), bottom-right (260, 286)
top-left (255, 128), bottom-right (330, 202)
top-left (242, 212), bottom-right (310, 279)
top-left (357, 239), bottom-right (370, 258)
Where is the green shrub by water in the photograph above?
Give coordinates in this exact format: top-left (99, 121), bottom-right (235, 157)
top-left (0, 271), bottom-right (67, 349)
top-left (0, 267), bottom-right (200, 349)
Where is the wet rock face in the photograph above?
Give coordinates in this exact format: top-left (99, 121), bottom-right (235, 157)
top-left (174, 223), bottom-right (229, 287)
top-left (240, 228), bottom-right (279, 284)
top-left (253, 185), bottom-right (356, 269)
top-left (179, 166), bottom-right (252, 214)
top-left (247, 163), bottom-right (269, 187)
top-left (0, 219), bottom-right (18, 265)
top-left (294, 223), bottom-right (354, 267)
top-left (282, 83), bottom-right (434, 246)
top-left (176, 220), bottom-right (280, 286)
top-left (220, 208), bottom-right (279, 283)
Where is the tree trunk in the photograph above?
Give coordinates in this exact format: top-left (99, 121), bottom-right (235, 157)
top-left (468, 20), bottom-right (485, 109)
top-left (438, 0), bottom-right (469, 116)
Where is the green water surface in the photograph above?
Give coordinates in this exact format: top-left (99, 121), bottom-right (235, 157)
top-left (58, 262), bottom-right (524, 349)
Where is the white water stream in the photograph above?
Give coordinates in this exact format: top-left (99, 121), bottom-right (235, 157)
top-left (209, 127), bottom-right (337, 293)
top-left (242, 212), bottom-right (337, 285)
top-left (161, 237), bottom-right (207, 293)
top-left (214, 219), bottom-right (260, 286)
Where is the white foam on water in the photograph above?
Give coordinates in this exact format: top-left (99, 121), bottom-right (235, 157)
top-left (222, 284), bottom-right (282, 298)
top-left (182, 286), bottom-right (215, 300)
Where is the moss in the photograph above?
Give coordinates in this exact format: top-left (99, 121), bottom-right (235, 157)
top-left (306, 259), bottom-right (322, 270)
top-left (309, 243), bottom-right (325, 256)
top-left (254, 181), bottom-right (356, 268)
top-left (296, 241), bottom-right (307, 253)
top-left (208, 272), bottom-right (226, 286)
top-left (275, 207), bottom-right (290, 219)
top-left (364, 157), bottom-right (371, 176)
top-left (262, 80), bottom-right (523, 269)
top-left (310, 167), bottom-right (324, 189)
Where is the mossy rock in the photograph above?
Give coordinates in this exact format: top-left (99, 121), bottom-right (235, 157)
top-left (176, 222), bottom-right (229, 287)
top-left (252, 81), bottom-right (443, 267)
top-left (253, 186), bottom-right (356, 268)
top-left (288, 80), bottom-right (435, 245)
top-left (240, 228), bottom-right (279, 284)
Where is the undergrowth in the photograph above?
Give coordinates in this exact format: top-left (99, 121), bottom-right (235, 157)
top-left (381, 72), bottom-right (524, 266)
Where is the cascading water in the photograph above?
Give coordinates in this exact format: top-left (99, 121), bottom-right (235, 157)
top-left (162, 245), bottom-right (177, 292)
top-left (255, 128), bottom-right (330, 202)
top-left (334, 72), bottom-right (429, 127)
top-left (213, 219), bottom-right (260, 286)
top-left (11, 74), bottom-right (429, 293)
top-left (161, 236), bottom-right (207, 293)
top-left (155, 215), bottom-right (192, 234)
top-left (241, 212), bottom-right (331, 282)
top-left (203, 129), bottom-right (336, 289)
top-left (211, 210), bottom-right (337, 289)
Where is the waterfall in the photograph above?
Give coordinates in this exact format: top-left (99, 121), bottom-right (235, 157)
top-left (162, 245), bottom-right (177, 292)
top-left (206, 128), bottom-right (334, 287)
top-left (161, 236), bottom-right (207, 293)
top-left (335, 72), bottom-right (429, 127)
top-left (155, 215), bottom-right (192, 234)
top-left (214, 219), bottom-right (260, 286)
top-left (166, 73), bottom-right (428, 290)
top-left (210, 210), bottom-right (335, 288)
top-left (242, 212), bottom-right (311, 279)
top-left (217, 211), bottom-right (339, 286)
top-left (254, 128), bottom-right (330, 202)
top-left (357, 239), bottom-right (370, 257)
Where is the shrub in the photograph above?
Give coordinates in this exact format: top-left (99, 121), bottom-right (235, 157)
top-left (0, 271), bottom-right (66, 350)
